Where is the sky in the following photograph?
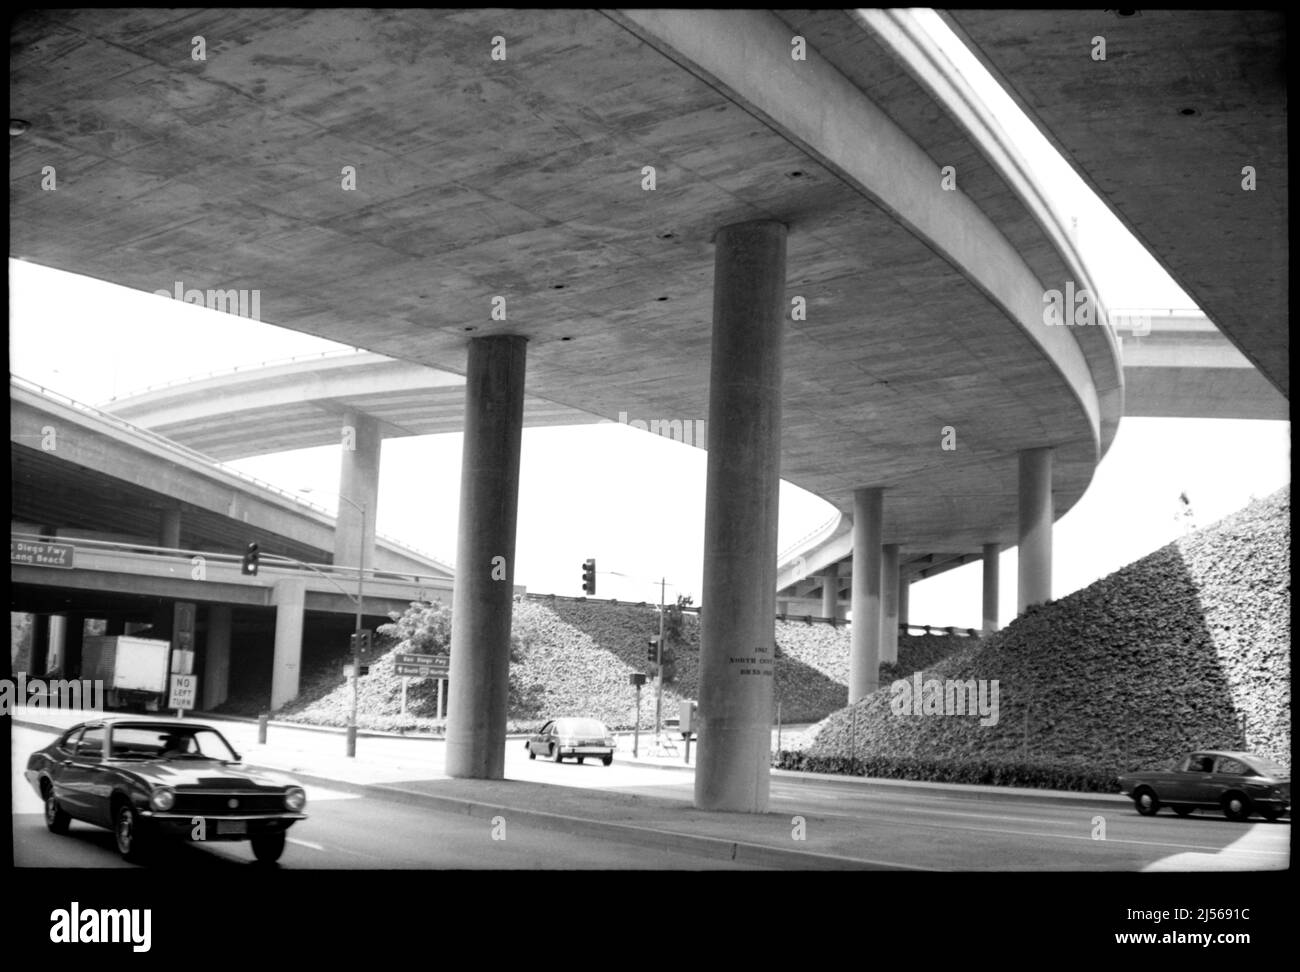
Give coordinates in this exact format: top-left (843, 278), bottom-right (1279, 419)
top-left (8, 12), bottom-right (1290, 630)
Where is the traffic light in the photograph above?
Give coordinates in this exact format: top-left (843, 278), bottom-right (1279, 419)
top-left (647, 636), bottom-right (659, 662)
top-left (241, 541), bottom-right (260, 576)
top-left (581, 558), bottom-right (596, 595)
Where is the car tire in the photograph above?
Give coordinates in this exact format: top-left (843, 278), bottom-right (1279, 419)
top-left (1221, 793), bottom-right (1252, 822)
top-left (528, 749), bottom-right (536, 760)
top-left (602, 755), bottom-right (613, 767)
top-left (577, 756), bottom-right (585, 764)
top-left (551, 745), bottom-right (562, 763)
top-left (114, 802), bottom-right (151, 863)
top-left (1172, 805), bottom-right (1195, 817)
top-left (1260, 807), bottom-right (1283, 822)
top-left (1134, 787), bottom-right (1160, 816)
top-left (43, 785), bottom-right (70, 835)
top-left (251, 832), bottom-right (286, 864)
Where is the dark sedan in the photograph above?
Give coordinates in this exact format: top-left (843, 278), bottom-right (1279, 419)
top-left (26, 717), bottom-right (307, 863)
top-left (525, 717), bottom-right (616, 765)
top-left (1118, 750), bottom-right (1289, 822)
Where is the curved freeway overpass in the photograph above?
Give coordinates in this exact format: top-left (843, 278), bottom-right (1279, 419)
top-left (14, 9), bottom-right (1276, 809)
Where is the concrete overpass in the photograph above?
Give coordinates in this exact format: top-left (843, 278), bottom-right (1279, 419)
top-left (11, 376), bottom-right (452, 711)
top-left (10, 9), bottom-right (1281, 811)
top-left (942, 9), bottom-right (1288, 398)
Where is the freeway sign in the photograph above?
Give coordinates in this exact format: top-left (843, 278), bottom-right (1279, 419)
top-left (395, 653), bottom-right (449, 678)
top-left (11, 539), bottom-right (75, 568)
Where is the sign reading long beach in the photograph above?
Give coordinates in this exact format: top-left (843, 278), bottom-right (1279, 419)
top-left (11, 539), bottom-right (75, 568)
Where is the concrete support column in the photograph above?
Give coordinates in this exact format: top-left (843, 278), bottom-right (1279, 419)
top-left (982, 543), bottom-right (1000, 635)
top-left (821, 563), bottom-right (839, 620)
top-left (46, 615), bottom-right (68, 674)
top-left (336, 410), bottom-right (381, 570)
top-left (203, 605), bottom-right (233, 711)
top-left (849, 488), bottom-right (884, 703)
top-left (898, 575), bottom-right (910, 633)
top-left (881, 544), bottom-right (900, 664)
top-left (777, 599), bottom-right (789, 616)
top-left (64, 614), bottom-right (85, 679)
top-left (1017, 448), bottom-right (1053, 612)
top-left (29, 614), bottom-right (50, 674)
top-left (158, 508), bottom-right (182, 549)
top-left (270, 579), bottom-right (306, 711)
top-left (446, 336), bottom-right (527, 780)
top-left (696, 219), bottom-right (786, 814)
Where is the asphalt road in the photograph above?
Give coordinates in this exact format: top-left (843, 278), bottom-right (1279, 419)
top-left (10, 725), bottom-right (756, 869)
top-left (11, 723), bottom-right (1289, 870)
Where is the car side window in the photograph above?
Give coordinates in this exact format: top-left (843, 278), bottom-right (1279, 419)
top-left (77, 727), bottom-right (105, 759)
top-left (61, 729), bottom-right (83, 754)
top-left (1216, 757), bottom-right (1250, 776)
top-left (540, 721), bottom-right (553, 735)
top-left (1184, 755), bottom-right (1213, 773)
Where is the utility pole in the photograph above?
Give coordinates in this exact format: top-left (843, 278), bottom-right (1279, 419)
top-left (654, 577), bottom-right (665, 743)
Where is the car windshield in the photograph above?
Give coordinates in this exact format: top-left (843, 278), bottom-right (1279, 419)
top-left (110, 725), bottom-right (239, 762)
top-left (556, 718), bottom-right (607, 737)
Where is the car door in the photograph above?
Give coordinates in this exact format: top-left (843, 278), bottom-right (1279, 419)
top-left (59, 726), bottom-right (107, 821)
top-left (531, 721), bottom-right (553, 756)
top-left (1178, 753), bottom-right (1218, 805)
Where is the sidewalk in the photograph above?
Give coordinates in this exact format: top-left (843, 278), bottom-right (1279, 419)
top-left (11, 705), bottom-right (1127, 869)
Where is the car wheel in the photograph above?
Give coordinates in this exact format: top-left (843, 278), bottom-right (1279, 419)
top-left (602, 755), bottom-right (613, 767)
top-left (1260, 807), bottom-right (1283, 822)
top-left (1134, 787), bottom-right (1160, 816)
top-left (528, 748), bottom-right (536, 760)
top-left (551, 745), bottom-right (562, 763)
top-left (114, 803), bottom-right (151, 863)
top-left (577, 756), bottom-right (585, 764)
top-left (43, 785), bottom-right (70, 835)
top-left (1172, 805), bottom-right (1195, 817)
top-left (251, 832), bottom-right (286, 864)
top-left (1221, 793), bottom-right (1252, 822)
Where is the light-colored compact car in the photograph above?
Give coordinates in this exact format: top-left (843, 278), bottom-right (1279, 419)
top-left (1117, 750), bottom-right (1289, 822)
top-left (26, 717), bottom-right (307, 863)
top-left (525, 717), bottom-right (616, 765)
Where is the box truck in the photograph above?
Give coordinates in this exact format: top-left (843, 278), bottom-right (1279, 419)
top-left (80, 636), bottom-right (171, 711)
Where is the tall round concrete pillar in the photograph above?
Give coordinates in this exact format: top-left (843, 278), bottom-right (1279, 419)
top-left (446, 336), bottom-right (527, 780)
top-left (849, 488), bottom-right (883, 703)
top-left (1017, 448), bottom-right (1053, 612)
top-left (270, 579), bottom-right (306, 711)
top-left (898, 575), bottom-right (910, 633)
top-left (696, 220), bottom-right (786, 814)
top-left (159, 509), bottom-right (182, 549)
top-left (881, 544), bottom-right (900, 664)
top-left (336, 410), bottom-right (381, 569)
top-left (47, 615), bottom-right (68, 673)
top-left (821, 563), bottom-right (839, 620)
top-left (982, 543), bottom-right (1000, 634)
top-left (203, 605), bottom-right (233, 711)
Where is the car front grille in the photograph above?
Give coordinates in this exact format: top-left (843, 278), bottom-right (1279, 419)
top-left (171, 791), bottom-right (286, 814)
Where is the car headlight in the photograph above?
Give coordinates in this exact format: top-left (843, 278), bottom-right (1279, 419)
top-left (150, 787), bottom-right (175, 812)
top-left (284, 786), bottom-right (306, 811)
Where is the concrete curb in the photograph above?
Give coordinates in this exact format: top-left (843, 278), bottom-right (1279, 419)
top-left (770, 768), bottom-right (1130, 810)
top-left (247, 764), bottom-right (926, 870)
